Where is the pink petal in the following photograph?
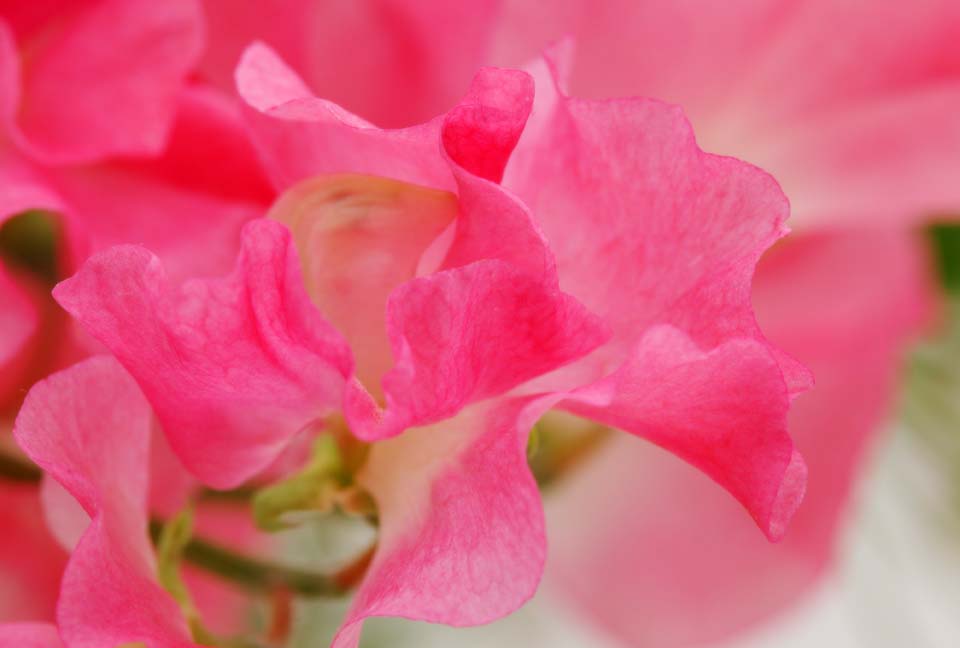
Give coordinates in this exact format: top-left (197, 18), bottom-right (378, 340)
top-left (45, 86), bottom-right (272, 283)
top-left (546, 229), bottom-right (935, 645)
top-left (0, 623), bottom-right (62, 648)
top-left (506, 53), bottom-right (810, 393)
top-left (53, 219), bottom-right (352, 488)
top-left (199, 0), bottom-right (499, 128)
top-left (235, 42), bottom-right (453, 191)
top-left (111, 85), bottom-right (275, 207)
top-left (563, 326), bottom-right (803, 541)
top-left (441, 67), bottom-right (534, 183)
top-left (13, 356), bottom-right (196, 647)
top-left (333, 398), bottom-right (550, 647)
top-left (1, 0), bottom-right (204, 164)
top-left (501, 53), bottom-right (810, 536)
top-left (346, 262), bottom-right (607, 441)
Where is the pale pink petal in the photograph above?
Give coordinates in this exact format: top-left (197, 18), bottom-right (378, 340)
top-left (1, 0), bottom-right (204, 163)
top-left (546, 230), bottom-right (935, 645)
top-left (39, 475), bottom-right (88, 553)
top-left (333, 398), bottom-right (551, 647)
top-left (200, 0), bottom-right (499, 128)
top-left (13, 356), bottom-right (196, 647)
top-left (0, 623), bottom-right (62, 648)
top-left (53, 219), bottom-right (352, 488)
top-left (267, 175), bottom-right (458, 392)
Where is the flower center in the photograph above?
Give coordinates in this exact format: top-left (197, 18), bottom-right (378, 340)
top-left (268, 174), bottom-right (458, 396)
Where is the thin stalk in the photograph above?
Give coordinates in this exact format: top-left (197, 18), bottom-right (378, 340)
top-left (0, 451), bottom-right (362, 598)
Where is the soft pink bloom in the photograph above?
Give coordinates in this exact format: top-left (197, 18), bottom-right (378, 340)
top-left (49, 43), bottom-right (807, 646)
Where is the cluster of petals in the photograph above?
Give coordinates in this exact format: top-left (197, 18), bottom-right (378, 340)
top-left (3, 1), bottom-right (953, 647)
top-left (0, 15), bottom-right (813, 648)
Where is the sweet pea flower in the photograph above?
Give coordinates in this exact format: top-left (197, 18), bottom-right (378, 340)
top-left (486, 1), bottom-right (953, 644)
top-left (41, 40), bottom-right (810, 647)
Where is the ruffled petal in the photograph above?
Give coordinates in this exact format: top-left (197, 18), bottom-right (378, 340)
top-left (508, 52), bottom-right (809, 389)
top-left (0, 0), bottom-right (204, 164)
top-left (235, 42), bottom-right (452, 191)
top-left (346, 261), bottom-right (607, 441)
top-left (546, 229), bottom-right (935, 645)
top-left (332, 398), bottom-right (550, 647)
top-left (562, 325), bottom-right (803, 540)
top-left (13, 356), bottom-right (196, 647)
top-left (53, 219), bottom-right (352, 488)
top-left (504, 51), bottom-right (810, 536)
top-left (0, 623), bottom-right (62, 648)
top-left (241, 56), bottom-right (600, 441)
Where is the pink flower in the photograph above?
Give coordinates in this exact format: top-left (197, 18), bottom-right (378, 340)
top-left (486, 1), bottom-right (951, 644)
top-left (42, 42), bottom-right (807, 647)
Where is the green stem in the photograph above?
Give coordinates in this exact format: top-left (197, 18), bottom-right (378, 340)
top-left (148, 519), bottom-right (348, 597)
top-left (0, 451), bottom-right (353, 598)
